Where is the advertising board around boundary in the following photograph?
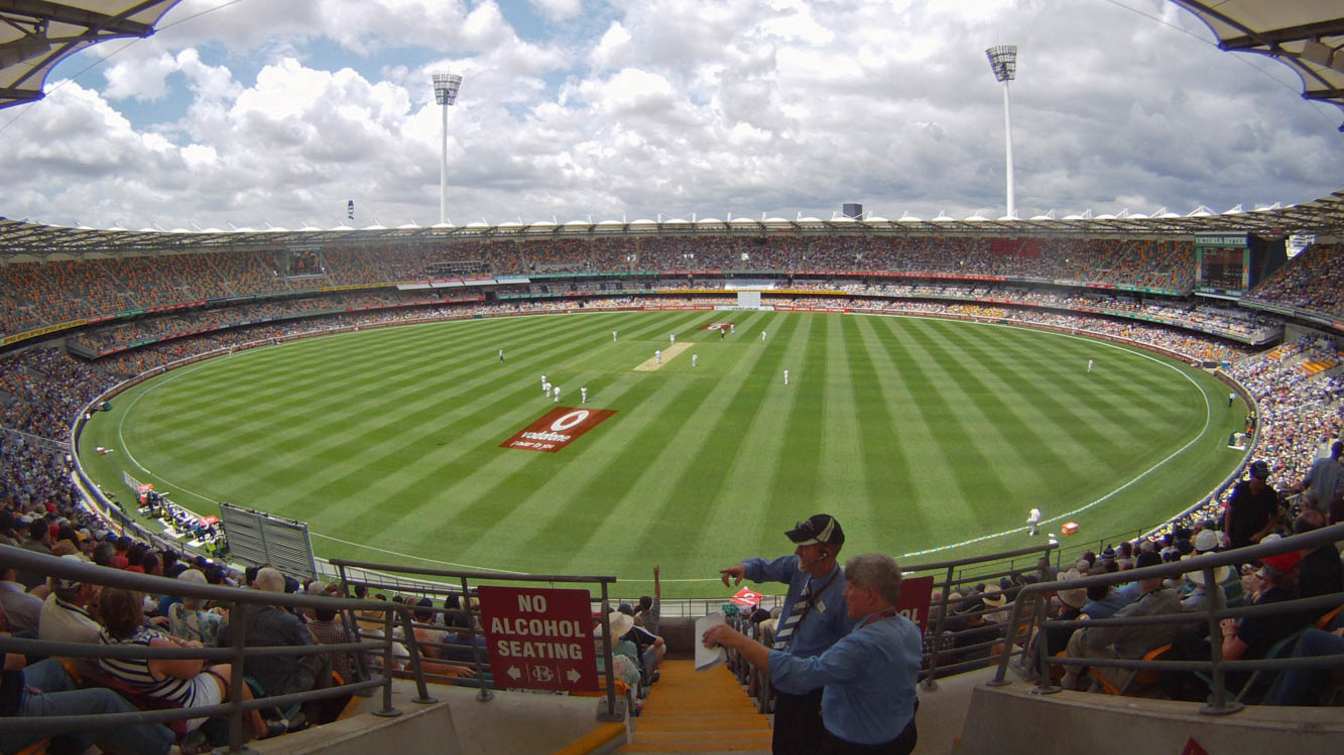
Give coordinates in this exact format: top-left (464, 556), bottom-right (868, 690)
top-left (500, 406), bottom-right (615, 453)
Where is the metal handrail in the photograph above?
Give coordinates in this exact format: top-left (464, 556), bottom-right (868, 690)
top-left (0, 545), bottom-right (413, 752)
top-left (988, 522), bottom-right (1344, 714)
top-left (328, 558), bottom-right (624, 721)
top-left (907, 540), bottom-right (1058, 687)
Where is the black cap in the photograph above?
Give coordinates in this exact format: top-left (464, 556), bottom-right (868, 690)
top-left (785, 514), bottom-right (845, 546)
top-left (1135, 550), bottom-right (1161, 570)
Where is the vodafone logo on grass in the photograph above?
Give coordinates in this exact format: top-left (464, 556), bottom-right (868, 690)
top-left (501, 407), bottom-right (616, 453)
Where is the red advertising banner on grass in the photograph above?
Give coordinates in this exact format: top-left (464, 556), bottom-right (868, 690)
top-left (730, 587), bottom-right (763, 608)
top-left (477, 586), bottom-right (599, 692)
top-left (896, 576), bottom-right (936, 634)
top-left (500, 407), bottom-right (615, 453)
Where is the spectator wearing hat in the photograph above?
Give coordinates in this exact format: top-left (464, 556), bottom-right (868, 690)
top-left (705, 554), bottom-right (921, 755)
top-left (1219, 550), bottom-right (1312, 696)
top-left (38, 554), bottom-right (102, 644)
top-left (1223, 461), bottom-right (1282, 551)
top-left (594, 610), bottom-right (642, 692)
top-left (718, 514), bottom-right (854, 755)
top-left (1061, 550), bottom-right (1183, 691)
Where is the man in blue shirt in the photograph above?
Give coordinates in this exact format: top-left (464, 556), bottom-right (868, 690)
top-left (707, 553), bottom-right (922, 754)
top-left (719, 514), bottom-right (854, 754)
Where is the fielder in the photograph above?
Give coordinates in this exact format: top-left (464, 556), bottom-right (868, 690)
top-left (670, 333), bottom-right (676, 344)
top-left (761, 330), bottom-right (767, 342)
top-left (498, 349), bottom-right (505, 363)
top-left (613, 330), bottom-right (618, 342)
top-left (783, 369), bottom-right (789, 385)
top-left (1027, 508), bottom-right (1042, 537)
top-left (1087, 359), bottom-right (1093, 373)
top-left (552, 385), bottom-right (560, 403)
top-left (691, 353), bottom-right (698, 368)
top-left (581, 386), bottom-right (588, 403)
top-left (655, 349), bottom-right (662, 365)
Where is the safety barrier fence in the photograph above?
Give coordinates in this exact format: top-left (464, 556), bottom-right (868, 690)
top-left (989, 522), bottom-right (1344, 714)
top-left (327, 558), bottom-right (625, 721)
top-left (0, 546), bottom-right (622, 753)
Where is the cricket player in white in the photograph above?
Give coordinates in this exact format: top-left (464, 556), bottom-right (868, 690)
top-left (655, 349), bottom-right (662, 365)
top-left (691, 354), bottom-right (698, 368)
top-left (1087, 359), bottom-right (1093, 373)
top-left (783, 369), bottom-right (789, 385)
top-left (612, 330), bottom-right (618, 342)
top-left (730, 324), bottom-right (735, 334)
top-left (541, 375), bottom-right (548, 392)
top-left (581, 386), bottom-right (588, 403)
top-left (670, 333), bottom-right (676, 344)
top-left (553, 385), bottom-right (560, 402)
top-left (761, 330), bottom-right (767, 342)
top-left (1027, 508), bottom-right (1042, 536)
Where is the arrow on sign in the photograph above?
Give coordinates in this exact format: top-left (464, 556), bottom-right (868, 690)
top-left (507, 666), bottom-right (522, 681)
top-left (566, 668), bottom-right (581, 684)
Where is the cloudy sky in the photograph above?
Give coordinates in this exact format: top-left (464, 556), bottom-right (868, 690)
top-left (3, 0), bottom-right (1342, 230)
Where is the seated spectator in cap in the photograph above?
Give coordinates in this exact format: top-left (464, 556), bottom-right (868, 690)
top-left (1179, 561), bottom-right (1230, 612)
top-left (0, 564), bottom-right (44, 635)
top-left (1062, 550), bottom-right (1184, 691)
top-left (97, 587), bottom-right (277, 739)
top-left (1224, 460), bottom-right (1282, 550)
top-left (219, 567), bottom-right (332, 718)
top-left (39, 554), bottom-right (103, 644)
top-left (1218, 551), bottom-right (1312, 697)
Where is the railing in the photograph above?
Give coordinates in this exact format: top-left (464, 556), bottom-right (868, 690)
top-left (327, 558), bottom-right (625, 721)
top-left (989, 522), bottom-right (1344, 715)
top-left (0, 545), bottom-right (402, 753)
top-left (904, 540), bottom-right (1059, 686)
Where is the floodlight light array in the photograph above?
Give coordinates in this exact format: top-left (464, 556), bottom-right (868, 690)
top-left (986, 45), bottom-right (1017, 82)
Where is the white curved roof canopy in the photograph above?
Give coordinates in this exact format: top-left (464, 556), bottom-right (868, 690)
top-left (0, 1), bottom-right (183, 110)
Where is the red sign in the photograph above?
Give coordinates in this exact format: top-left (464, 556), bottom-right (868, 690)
top-left (477, 586), bottom-right (599, 692)
top-left (500, 407), bottom-right (616, 453)
top-left (730, 587), bottom-right (763, 608)
top-left (895, 576), bottom-right (935, 634)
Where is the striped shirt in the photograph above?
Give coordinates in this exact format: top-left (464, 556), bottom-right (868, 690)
top-left (99, 626), bottom-right (200, 706)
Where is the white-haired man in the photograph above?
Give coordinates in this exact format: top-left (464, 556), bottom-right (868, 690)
top-left (706, 553), bottom-right (921, 754)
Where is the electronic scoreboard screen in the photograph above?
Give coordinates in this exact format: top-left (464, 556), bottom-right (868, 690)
top-left (1194, 234), bottom-right (1249, 294)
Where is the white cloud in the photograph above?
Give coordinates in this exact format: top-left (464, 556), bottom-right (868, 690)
top-left (530, 0), bottom-right (583, 22)
top-left (3, 0), bottom-right (1341, 230)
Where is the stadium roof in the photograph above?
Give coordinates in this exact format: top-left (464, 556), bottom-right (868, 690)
top-left (0, 1), bottom-right (182, 110)
top-left (1, 192), bottom-right (1342, 258)
top-left (1173, 1), bottom-right (1344, 126)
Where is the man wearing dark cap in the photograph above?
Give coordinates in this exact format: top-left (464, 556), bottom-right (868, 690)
top-left (1223, 460), bottom-right (1281, 551)
top-left (719, 514), bottom-right (854, 754)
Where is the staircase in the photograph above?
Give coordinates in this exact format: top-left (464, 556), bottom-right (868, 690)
top-left (619, 660), bottom-right (773, 753)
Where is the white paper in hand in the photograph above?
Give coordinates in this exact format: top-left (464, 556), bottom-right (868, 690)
top-left (695, 612), bottom-right (727, 671)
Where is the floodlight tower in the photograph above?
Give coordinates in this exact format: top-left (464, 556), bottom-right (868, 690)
top-left (985, 45), bottom-right (1018, 219)
top-left (432, 73), bottom-right (463, 225)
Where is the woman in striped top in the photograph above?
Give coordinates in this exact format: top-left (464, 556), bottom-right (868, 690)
top-left (97, 588), bottom-right (273, 738)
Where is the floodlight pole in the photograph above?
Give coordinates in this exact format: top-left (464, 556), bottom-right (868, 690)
top-left (986, 45), bottom-right (1018, 219)
top-left (432, 73), bottom-right (463, 225)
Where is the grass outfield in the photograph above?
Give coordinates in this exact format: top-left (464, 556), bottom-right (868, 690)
top-left (77, 310), bottom-right (1248, 597)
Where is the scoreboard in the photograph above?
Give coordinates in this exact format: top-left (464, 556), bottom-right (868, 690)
top-left (1195, 234), bottom-right (1250, 293)
top-left (1194, 233), bottom-right (1286, 297)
